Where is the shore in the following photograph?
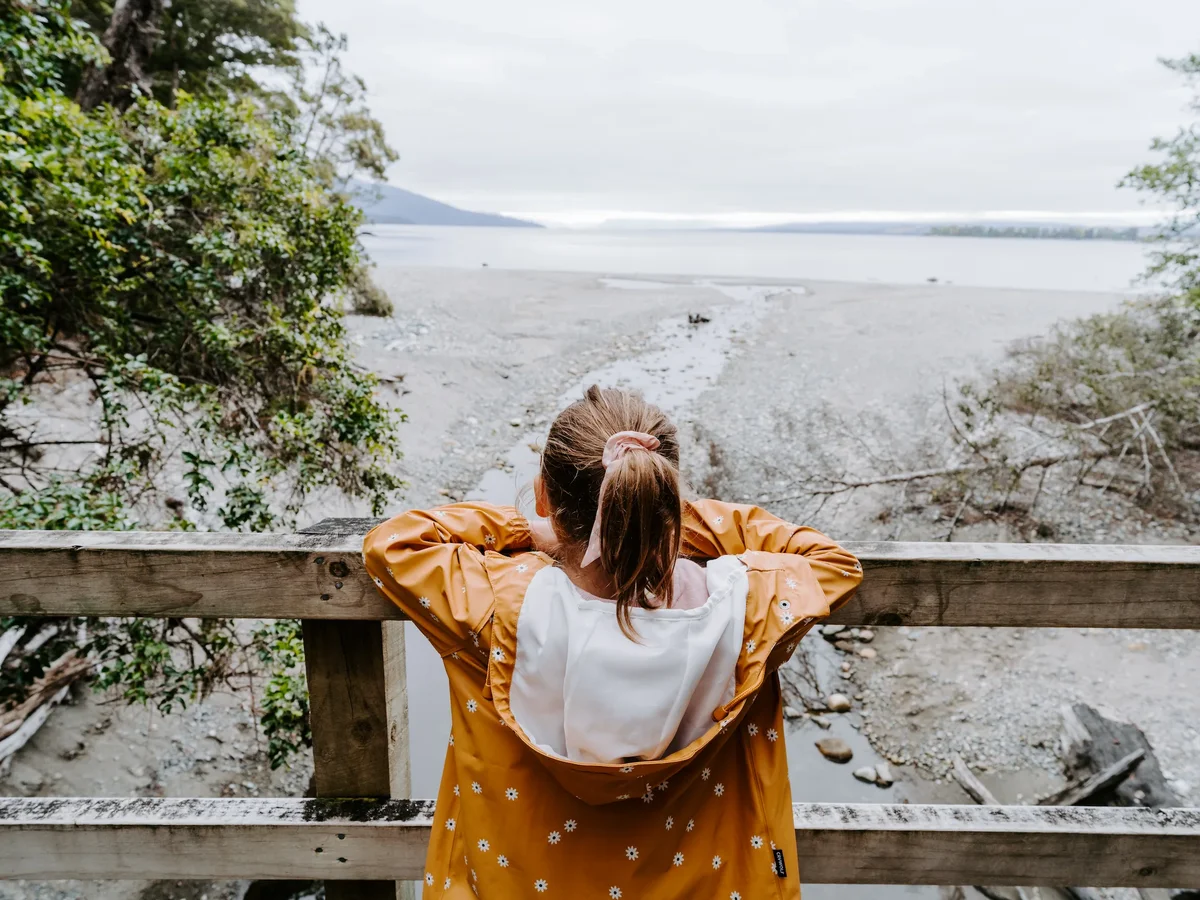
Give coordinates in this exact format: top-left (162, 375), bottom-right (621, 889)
top-left (4, 266), bottom-right (1197, 900)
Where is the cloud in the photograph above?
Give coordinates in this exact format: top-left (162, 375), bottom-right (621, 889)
top-left (299, 0), bottom-right (1200, 221)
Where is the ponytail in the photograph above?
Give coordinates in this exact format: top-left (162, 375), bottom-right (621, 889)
top-left (540, 385), bottom-right (683, 638)
top-left (598, 444), bottom-right (683, 637)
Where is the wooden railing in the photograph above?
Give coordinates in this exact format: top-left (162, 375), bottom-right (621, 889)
top-left (1, 520), bottom-right (1198, 898)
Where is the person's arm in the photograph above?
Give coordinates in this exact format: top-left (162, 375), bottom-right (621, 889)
top-left (363, 503), bottom-right (534, 656)
top-left (683, 498), bottom-right (862, 617)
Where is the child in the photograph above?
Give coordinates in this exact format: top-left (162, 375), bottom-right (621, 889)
top-left (364, 385), bottom-right (862, 899)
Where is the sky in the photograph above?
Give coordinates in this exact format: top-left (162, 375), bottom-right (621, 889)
top-left (298, 0), bottom-right (1200, 227)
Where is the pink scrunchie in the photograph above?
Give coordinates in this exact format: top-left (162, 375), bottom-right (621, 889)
top-left (580, 431), bottom-right (662, 568)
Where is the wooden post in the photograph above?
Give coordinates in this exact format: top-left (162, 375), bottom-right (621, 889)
top-left (301, 519), bottom-right (414, 900)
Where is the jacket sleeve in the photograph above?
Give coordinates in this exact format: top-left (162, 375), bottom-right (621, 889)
top-left (683, 498), bottom-right (862, 617)
top-left (363, 503), bottom-right (534, 657)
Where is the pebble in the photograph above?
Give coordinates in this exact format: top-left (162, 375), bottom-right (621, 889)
top-left (822, 625), bottom-right (846, 639)
top-left (875, 762), bottom-right (895, 787)
top-left (510, 418), bottom-right (522, 427)
top-left (783, 706), bottom-right (802, 719)
top-left (826, 693), bottom-right (852, 713)
top-left (834, 640), bottom-right (857, 653)
top-left (816, 738), bottom-right (854, 763)
top-left (857, 647), bottom-right (878, 660)
top-left (857, 629), bottom-right (875, 643)
top-left (853, 766), bottom-right (879, 784)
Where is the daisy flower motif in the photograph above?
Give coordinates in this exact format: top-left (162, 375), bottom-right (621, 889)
top-left (731, 893), bottom-right (743, 900)
top-left (609, 889), bottom-right (623, 899)
top-left (478, 839), bottom-right (490, 852)
top-left (700, 767), bottom-right (711, 781)
top-left (767, 728), bottom-right (779, 742)
top-left (449, 733), bottom-right (455, 746)
top-left (470, 631), bottom-right (480, 646)
top-left (373, 576), bottom-right (384, 587)
top-left (781, 612), bottom-right (795, 626)
top-left (712, 855), bottom-right (723, 870)
top-left (564, 819), bottom-right (577, 832)
top-left (419, 597), bottom-right (431, 609)
top-left (714, 515), bottom-right (724, 525)
top-left (747, 723), bottom-right (759, 736)
top-left (497, 855), bottom-right (509, 868)
top-left (534, 879), bottom-right (548, 893)
top-left (641, 789), bottom-right (654, 804)
top-left (786, 642), bottom-right (797, 654)
top-left (547, 831), bottom-right (561, 845)
top-left (444, 878), bottom-right (451, 890)
top-left (505, 787), bottom-right (519, 801)
top-left (665, 816), bottom-right (674, 830)
top-left (425, 873), bottom-right (434, 886)
top-left (387, 533), bottom-right (401, 542)
top-left (785, 576), bottom-right (799, 590)
top-left (386, 566), bottom-right (394, 577)
top-left (714, 783), bottom-right (725, 797)
top-left (750, 835), bottom-right (764, 849)
top-left (484, 534), bottom-right (496, 545)
top-left (657, 780), bottom-right (669, 791)
top-left (686, 819), bottom-right (695, 832)
top-left (745, 639), bottom-right (756, 654)
top-left (620, 765), bottom-right (634, 774)
top-left (445, 818), bottom-right (456, 831)
top-left (625, 846), bottom-right (638, 861)
top-left (492, 647), bottom-right (505, 662)
top-left (673, 853), bottom-right (685, 867)
top-left (471, 781), bottom-right (482, 794)
top-left (466, 699), bottom-right (478, 713)
top-left (451, 651), bottom-right (459, 660)
top-left (617, 793), bottom-right (631, 800)
top-left (516, 563), bottom-right (528, 573)
top-left (453, 785), bottom-right (460, 796)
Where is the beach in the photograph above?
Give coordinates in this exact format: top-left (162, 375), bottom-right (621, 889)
top-left (6, 265), bottom-right (1199, 900)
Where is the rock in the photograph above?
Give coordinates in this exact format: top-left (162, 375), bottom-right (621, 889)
top-left (857, 647), bottom-right (878, 660)
top-left (808, 714), bottom-right (832, 729)
top-left (826, 693), bottom-right (852, 713)
top-left (59, 740), bottom-right (86, 761)
top-left (821, 625), bottom-right (846, 641)
top-left (783, 706), bottom-right (802, 719)
top-left (857, 629), bottom-right (875, 643)
top-left (853, 766), bottom-right (879, 784)
top-left (816, 738), bottom-right (854, 763)
top-left (875, 762), bottom-right (895, 787)
top-left (510, 418), bottom-right (522, 427)
top-left (834, 640), bottom-right (857, 653)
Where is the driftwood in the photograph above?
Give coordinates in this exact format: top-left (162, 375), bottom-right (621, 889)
top-left (0, 652), bottom-right (92, 766)
top-left (1057, 704), bottom-right (1196, 900)
top-left (951, 754), bottom-right (1035, 900)
top-left (1059, 704), bottom-right (1182, 809)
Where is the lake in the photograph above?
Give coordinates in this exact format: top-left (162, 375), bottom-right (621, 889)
top-left (361, 224), bottom-right (1153, 293)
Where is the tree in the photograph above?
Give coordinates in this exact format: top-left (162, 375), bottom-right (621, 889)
top-left (1123, 53), bottom-right (1200, 311)
top-left (72, 0), bottom-right (306, 108)
top-left (1, 0), bottom-right (404, 766)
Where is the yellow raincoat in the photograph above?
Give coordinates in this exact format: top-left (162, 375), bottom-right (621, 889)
top-left (364, 499), bottom-right (862, 899)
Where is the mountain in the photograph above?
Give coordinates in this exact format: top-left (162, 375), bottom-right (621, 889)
top-left (351, 183), bottom-right (542, 228)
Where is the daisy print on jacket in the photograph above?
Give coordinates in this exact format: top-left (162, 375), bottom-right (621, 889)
top-left (362, 386), bottom-right (862, 899)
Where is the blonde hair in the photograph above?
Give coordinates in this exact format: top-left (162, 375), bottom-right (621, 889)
top-left (540, 385), bottom-right (683, 637)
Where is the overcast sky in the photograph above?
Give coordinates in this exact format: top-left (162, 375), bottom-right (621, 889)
top-left (299, 0), bottom-right (1200, 226)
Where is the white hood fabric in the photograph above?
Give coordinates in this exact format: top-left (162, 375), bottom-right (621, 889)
top-left (509, 555), bottom-right (748, 764)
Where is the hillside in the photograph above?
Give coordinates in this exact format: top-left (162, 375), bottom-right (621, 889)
top-left (352, 183), bottom-right (542, 228)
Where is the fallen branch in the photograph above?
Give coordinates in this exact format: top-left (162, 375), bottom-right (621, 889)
top-left (0, 653), bottom-right (92, 741)
top-left (0, 625), bottom-right (27, 668)
top-left (1039, 749), bottom-right (1146, 807)
top-left (950, 755), bottom-right (1033, 900)
top-left (766, 450), bottom-right (1113, 504)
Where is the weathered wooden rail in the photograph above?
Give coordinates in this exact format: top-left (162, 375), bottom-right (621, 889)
top-left (0, 524), bottom-right (1198, 895)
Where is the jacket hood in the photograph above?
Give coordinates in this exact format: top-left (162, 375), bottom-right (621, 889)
top-left (484, 548), bottom-right (835, 806)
